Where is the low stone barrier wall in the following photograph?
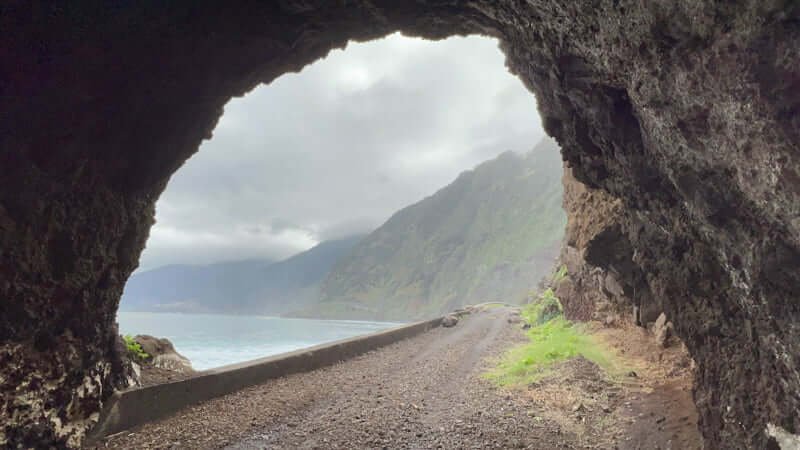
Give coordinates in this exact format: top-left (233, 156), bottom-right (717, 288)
top-left (88, 317), bottom-right (442, 441)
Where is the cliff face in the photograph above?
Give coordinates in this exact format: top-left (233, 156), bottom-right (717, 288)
top-left (2, 2), bottom-right (799, 447)
top-left (556, 167), bottom-right (659, 326)
top-left (557, 167), bottom-right (624, 322)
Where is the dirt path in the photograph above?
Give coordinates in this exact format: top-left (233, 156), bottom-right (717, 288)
top-left (94, 308), bottom-right (700, 449)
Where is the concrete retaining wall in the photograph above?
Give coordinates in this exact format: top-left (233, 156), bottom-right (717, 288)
top-left (88, 317), bottom-right (442, 441)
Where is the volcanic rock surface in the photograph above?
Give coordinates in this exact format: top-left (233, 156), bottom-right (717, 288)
top-left (557, 166), bottom-right (662, 327)
top-left (2, 2), bottom-right (799, 448)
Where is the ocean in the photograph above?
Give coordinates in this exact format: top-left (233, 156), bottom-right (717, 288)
top-left (117, 312), bottom-right (401, 370)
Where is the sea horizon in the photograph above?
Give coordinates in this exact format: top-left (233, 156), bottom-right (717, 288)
top-left (118, 311), bottom-right (402, 370)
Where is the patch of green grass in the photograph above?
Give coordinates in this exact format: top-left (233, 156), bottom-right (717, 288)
top-left (486, 291), bottom-right (619, 387)
top-left (123, 335), bottom-right (149, 361)
top-left (480, 302), bottom-right (508, 310)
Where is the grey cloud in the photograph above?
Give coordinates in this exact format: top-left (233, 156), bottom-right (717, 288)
top-left (136, 33), bottom-right (544, 271)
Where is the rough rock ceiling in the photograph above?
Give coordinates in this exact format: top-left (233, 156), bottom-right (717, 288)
top-left (1, 2), bottom-right (798, 448)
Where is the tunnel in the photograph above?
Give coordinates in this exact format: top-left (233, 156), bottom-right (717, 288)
top-left (2, 2), bottom-right (799, 448)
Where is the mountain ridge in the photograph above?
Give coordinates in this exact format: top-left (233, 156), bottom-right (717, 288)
top-left (120, 235), bottom-right (364, 315)
top-left (122, 138), bottom-right (566, 320)
top-left (309, 138), bottom-right (566, 320)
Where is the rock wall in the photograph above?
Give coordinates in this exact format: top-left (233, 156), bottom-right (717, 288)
top-left (556, 166), bottom-right (659, 326)
top-left (2, 2), bottom-right (798, 448)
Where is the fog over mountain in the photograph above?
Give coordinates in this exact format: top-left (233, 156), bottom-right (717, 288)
top-left (121, 236), bottom-right (364, 315)
top-left (137, 33), bottom-right (543, 271)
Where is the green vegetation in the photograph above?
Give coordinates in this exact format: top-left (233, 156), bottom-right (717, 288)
top-left (521, 288), bottom-right (562, 325)
top-left (486, 288), bottom-right (618, 386)
top-left (123, 335), bottom-right (149, 361)
top-left (552, 265), bottom-right (568, 284)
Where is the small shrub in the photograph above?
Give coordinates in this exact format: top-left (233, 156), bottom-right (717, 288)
top-left (123, 335), bottom-right (149, 361)
top-left (521, 288), bottom-right (562, 325)
top-left (552, 264), bottom-right (568, 283)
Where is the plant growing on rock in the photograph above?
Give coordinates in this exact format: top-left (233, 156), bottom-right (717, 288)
top-left (522, 288), bottom-right (563, 325)
top-left (552, 265), bottom-right (568, 283)
top-left (123, 335), bottom-right (150, 361)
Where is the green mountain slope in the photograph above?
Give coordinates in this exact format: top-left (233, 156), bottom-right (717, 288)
top-left (313, 138), bottom-right (566, 320)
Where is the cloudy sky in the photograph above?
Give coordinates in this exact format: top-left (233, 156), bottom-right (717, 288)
top-left (138, 33), bottom-right (546, 271)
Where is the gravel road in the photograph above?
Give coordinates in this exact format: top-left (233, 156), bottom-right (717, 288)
top-left (94, 307), bottom-right (700, 449)
top-left (96, 308), bottom-right (579, 449)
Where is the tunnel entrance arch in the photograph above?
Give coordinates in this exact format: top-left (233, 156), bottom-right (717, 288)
top-left (2, 3), bottom-right (799, 448)
top-left (119, 31), bottom-right (551, 367)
